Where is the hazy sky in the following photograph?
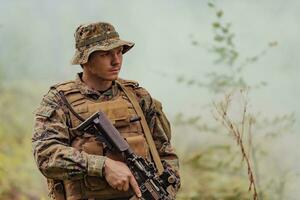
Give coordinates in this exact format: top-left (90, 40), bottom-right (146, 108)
top-left (0, 0), bottom-right (299, 119)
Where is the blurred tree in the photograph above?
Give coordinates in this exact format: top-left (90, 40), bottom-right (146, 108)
top-left (175, 2), bottom-right (295, 200)
top-left (0, 31), bottom-right (47, 199)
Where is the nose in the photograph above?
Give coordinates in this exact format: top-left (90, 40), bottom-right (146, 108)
top-left (111, 52), bottom-right (121, 66)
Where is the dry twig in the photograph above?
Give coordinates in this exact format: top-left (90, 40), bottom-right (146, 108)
top-left (213, 89), bottom-right (259, 200)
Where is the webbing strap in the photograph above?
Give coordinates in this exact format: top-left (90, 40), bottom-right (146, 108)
top-left (58, 91), bottom-right (85, 122)
top-left (117, 81), bottom-right (164, 175)
top-left (76, 32), bottom-right (119, 48)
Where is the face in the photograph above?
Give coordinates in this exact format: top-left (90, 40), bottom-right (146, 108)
top-left (85, 46), bottom-right (123, 81)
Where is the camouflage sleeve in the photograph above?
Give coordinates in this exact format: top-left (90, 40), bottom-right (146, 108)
top-left (32, 89), bottom-right (106, 180)
top-left (134, 87), bottom-right (180, 188)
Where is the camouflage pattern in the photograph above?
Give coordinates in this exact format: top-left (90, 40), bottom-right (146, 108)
top-left (32, 73), bottom-right (180, 197)
top-left (71, 22), bottom-right (134, 65)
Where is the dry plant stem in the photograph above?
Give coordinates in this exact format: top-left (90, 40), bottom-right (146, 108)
top-left (240, 90), bottom-right (248, 140)
top-left (213, 93), bottom-right (258, 200)
top-left (248, 118), bottom-right (253, 164)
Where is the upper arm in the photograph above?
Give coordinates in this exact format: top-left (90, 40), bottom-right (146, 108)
top-left (32, 89), bottom-right (70, 150)
top-left (133, 87), bottom-right (171, 142)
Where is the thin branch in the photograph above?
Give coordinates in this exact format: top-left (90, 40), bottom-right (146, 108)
top-left (213, 90), bottom-right (259, 200)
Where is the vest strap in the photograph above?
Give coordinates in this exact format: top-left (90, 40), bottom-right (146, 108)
top-left (116, 81), bottom-right (164, 175)
top-left (58, 91), bottom-right (85, 122)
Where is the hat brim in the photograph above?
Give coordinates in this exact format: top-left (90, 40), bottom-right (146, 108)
top-left (71, 39), bottom-right (134, 65)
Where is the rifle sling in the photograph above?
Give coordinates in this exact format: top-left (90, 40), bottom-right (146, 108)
top-left (58, 91), bottom-right (85, 122)
top-left (116, 81), bottom-right (164, 175)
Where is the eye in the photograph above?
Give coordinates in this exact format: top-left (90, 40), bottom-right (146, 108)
top-left (117, 48), bottom-right (123, 54)
top-left (99, 52), bottom-right (109, 57)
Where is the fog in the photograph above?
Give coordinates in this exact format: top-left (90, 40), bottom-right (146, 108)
top-left (0, 0), bottom-right (299, 198)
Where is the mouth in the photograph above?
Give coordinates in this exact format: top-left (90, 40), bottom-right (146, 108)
top-left (109, 69), bottom-right (120, 74)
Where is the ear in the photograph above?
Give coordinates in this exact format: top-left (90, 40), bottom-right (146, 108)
top-left (82, 62), bottom-right (89, 69)
top-left (82, 61), bottom-right (93, 74)
top-left (86, 61), bottom-right (99, 74)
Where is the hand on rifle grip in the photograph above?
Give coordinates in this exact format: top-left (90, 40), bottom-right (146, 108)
top-left (103, 158), bottom-right (142, 198)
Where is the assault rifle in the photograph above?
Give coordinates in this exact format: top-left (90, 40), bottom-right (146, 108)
top-left (75, 111), bottom-right (179, 200)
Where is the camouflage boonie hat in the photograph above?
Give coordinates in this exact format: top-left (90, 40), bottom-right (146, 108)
top-left (71, 22), bottom-right (134, 65)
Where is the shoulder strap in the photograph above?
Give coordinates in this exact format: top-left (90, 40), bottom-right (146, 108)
top-left (53, 81), bottom-right (86, 123)
top-left (116, 81), bottom-right (164, 175)
top-left (58, 91), bottom-right (85, 122)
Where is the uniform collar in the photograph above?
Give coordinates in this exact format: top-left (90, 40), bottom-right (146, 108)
top-left (74, 72), bottom-right (119, 100)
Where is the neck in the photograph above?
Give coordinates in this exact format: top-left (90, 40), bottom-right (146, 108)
top-left (82, 72), bottom-right (113, 92)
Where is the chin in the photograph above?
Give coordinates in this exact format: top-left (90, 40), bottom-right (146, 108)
top-left (107, 75), bottom-right (119, 81)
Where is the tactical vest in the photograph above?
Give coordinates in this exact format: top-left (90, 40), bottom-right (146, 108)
top-left (48, 79), bottom-right (151, 200)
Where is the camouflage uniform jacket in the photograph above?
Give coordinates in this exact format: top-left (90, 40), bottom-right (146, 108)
top-left (32, 73), bottom-right (180, 185)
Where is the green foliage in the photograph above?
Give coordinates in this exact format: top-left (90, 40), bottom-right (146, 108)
top-left (175, 2), bottom-right (295, 200)
top-left (174, 112), bottom-right (219, 133)
top-left (0, 133), bottom-right (45, 200)
top-left (180, 2), bottom-right (278, 94)
top-left (0, 83), bottom-right (48, 199)
top-left (177, 145), bottom-right (256, 200)
top-left (0, 63), bottom-right (3, 90)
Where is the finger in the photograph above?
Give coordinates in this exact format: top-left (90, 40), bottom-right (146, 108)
top-left (107, 180), bottom-right (115, 190)
top-left (123, 179), bottom-right (130, 191)
top-left (129, 175), bottom-right (141, 198)
top-left (117, 184), bottom-right (123, 191)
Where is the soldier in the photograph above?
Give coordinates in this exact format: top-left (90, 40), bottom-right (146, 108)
top-left (32, 22), bottom-right (180, 200)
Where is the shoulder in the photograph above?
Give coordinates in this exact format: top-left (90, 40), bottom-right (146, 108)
top-left (43, 80), bottom-right (79, 103)
top-left (38, 80), bottom-right (75, 108)
top-left (50, 80), bottom-right (78, 93)
top-left (34, 80), bottom-right (75, 118)
top-left (117, 78), bottom-right (151, 98)
top-left (117, 78), bottom-right (139, 88)
top-left (117, 78), bottom-right (156, 113)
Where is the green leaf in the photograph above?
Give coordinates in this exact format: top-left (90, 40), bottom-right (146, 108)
top-left (217, 10), bottom-right (223, 18)
top-left (214, 35), bottom-right (224, 42)
top-left (268, 41), bottom-right (278, 47)
top-left (208, 2), bottom-right (215, 8)
top-left (222, 27), bottom-right (229, 33)
top-left (192, 40), bottom-right (199, 46)
top-left (187, 79), bottom-right (196, 85)
top-left (176, 75), bottom-right (185, 83)
top-left (212, 22), bottom-right (220, 28)
top-left (260, 81), bottom-right (267, 86)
